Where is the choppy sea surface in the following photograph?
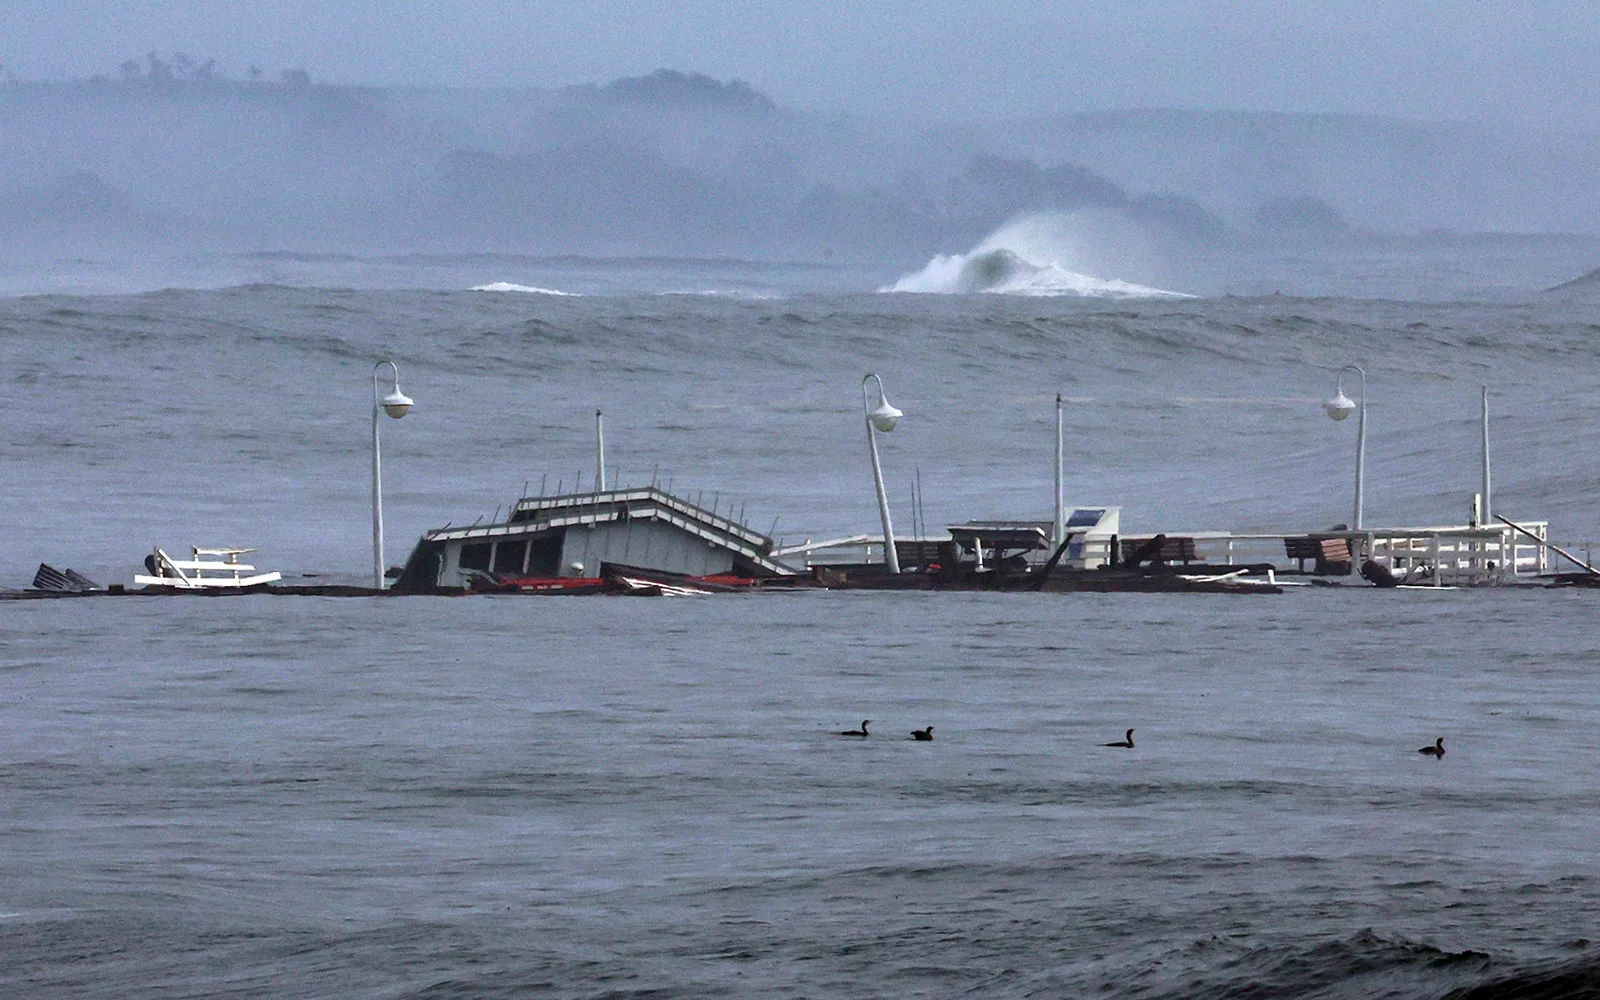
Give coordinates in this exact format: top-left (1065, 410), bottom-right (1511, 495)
top-left (4, 246), bottom-right (1600, 997)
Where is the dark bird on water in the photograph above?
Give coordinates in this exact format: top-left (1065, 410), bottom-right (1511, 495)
top-left (1104, 728), bottom-right (1135, 748)
top-left (840, 720), bottom-right (870, 737)
top-left (1418, 737), bottom-right (1445, 757)
top-left (911, 726), bottom-right (934, 741)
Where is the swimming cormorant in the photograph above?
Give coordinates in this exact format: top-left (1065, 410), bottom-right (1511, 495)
top-left (840, 720), bottom-right (870, 737)
top-left (1104, 728), bottom-right (1135, 748)
top-left (1418, 737), bottom-right (1445, 757)
top-left (911, 726), bottom-right (933, 741)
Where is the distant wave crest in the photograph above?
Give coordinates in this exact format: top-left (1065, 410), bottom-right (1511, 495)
top-left (885, 214), bottom-right (1191, 298)
top-left (1544, 266), bottom-right (1600, 295)
top-left (658, 289), bottom-right (783, 300)
top-left (471, 282), bottom-right (577, 296)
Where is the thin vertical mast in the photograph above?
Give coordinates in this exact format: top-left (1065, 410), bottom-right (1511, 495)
top-left (1054, 392), bottom-right (1065, 547)
top-left (1480, 385), bottom-right (1491, 524)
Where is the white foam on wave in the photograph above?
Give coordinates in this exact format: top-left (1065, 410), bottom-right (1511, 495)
top-left (658, 288), bottom-right (783, 300)
top-left (471, 282), bottom-right (577, 296)
top-left (884, 213), bottom-right (1191, 299)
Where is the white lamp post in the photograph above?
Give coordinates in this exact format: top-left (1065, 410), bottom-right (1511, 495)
top-left (862, 373), bottom-right (903, 574)
top-left (372, 360), bottom-right (414, 589)
top-left (1322, 364), bottom-right (1366, 530)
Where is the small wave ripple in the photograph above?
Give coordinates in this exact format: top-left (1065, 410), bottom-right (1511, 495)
top-left (1121, 929), bottom-right (1600, 1000)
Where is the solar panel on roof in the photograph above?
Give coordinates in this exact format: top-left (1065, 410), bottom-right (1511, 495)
top-left (1066, 509), bottom-right (1107, 528)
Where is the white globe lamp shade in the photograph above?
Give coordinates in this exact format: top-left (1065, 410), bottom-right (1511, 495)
top-left (869, 399), bottom-right (902, 433)
top-left (1323, 391), bottom-right (1354, 421)
top-left (381, 388), bottom-right (414, 419)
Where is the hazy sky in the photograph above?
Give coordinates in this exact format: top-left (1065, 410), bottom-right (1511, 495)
top-left (5, 1), bottom-right (1598, 130)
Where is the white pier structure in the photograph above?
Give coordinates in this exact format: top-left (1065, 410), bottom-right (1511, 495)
top-left (780, 516), bottom-right (1558, 587)
top-left (1171, 520), bottom-right (1550, 586)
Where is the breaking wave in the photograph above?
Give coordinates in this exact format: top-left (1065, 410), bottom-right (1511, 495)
top-left (470, 282), bottom-right (577, 296)
top-left (885, 213), bottom-right (1191, 298)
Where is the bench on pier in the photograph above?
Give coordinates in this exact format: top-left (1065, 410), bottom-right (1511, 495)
top-left (1119, 536), bottom-right (1197, 566)
top-left (1284, 536), bottom-right (1353, 575)
top-left (132, 546), bottom-right (282, 589)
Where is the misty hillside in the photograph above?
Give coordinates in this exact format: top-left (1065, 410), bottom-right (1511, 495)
top-left (3, 61), bottom-right (1598, 268)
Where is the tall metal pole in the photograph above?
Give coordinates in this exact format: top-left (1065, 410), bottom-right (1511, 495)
top-left (1480, 384), bottom-right (1491, 524)
top-left (371, 363), bottom-right (391, 589)
top-left (1054, 391), bottom-right (1065, 547)
top-left (866, 427), bottom-right (899, 573)
top-left (1346, 364), bottom-right (1367, 531)
top-left (863, 374), bottom-right (900, 574)
top-left (596, 409), bottom-right (606, 492)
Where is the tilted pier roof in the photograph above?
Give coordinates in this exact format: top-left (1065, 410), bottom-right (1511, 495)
top-left (423, 486), bottom-right (797, 576)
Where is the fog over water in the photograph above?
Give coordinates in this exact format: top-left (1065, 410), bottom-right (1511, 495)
top-left (4, 3), bottom-right (1600, 285)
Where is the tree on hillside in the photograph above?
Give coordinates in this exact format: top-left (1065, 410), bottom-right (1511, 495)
top-left (569, 69), bottom-right (776, 113)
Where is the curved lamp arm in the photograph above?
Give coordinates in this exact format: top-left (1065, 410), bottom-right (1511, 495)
top-left (862, 373), bottom-right (902, 432)
top-left (374, 360), bottom-right (413, 418)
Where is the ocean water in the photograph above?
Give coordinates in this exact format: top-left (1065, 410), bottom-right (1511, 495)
top-left (4, 246), bottom-right (1600, 997)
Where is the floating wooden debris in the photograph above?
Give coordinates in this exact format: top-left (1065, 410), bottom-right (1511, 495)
top-left (30, 563), bottom-right (100, 593)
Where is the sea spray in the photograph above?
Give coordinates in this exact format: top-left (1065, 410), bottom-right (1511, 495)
top-left (886, 211), bottom-right (1191, 297)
